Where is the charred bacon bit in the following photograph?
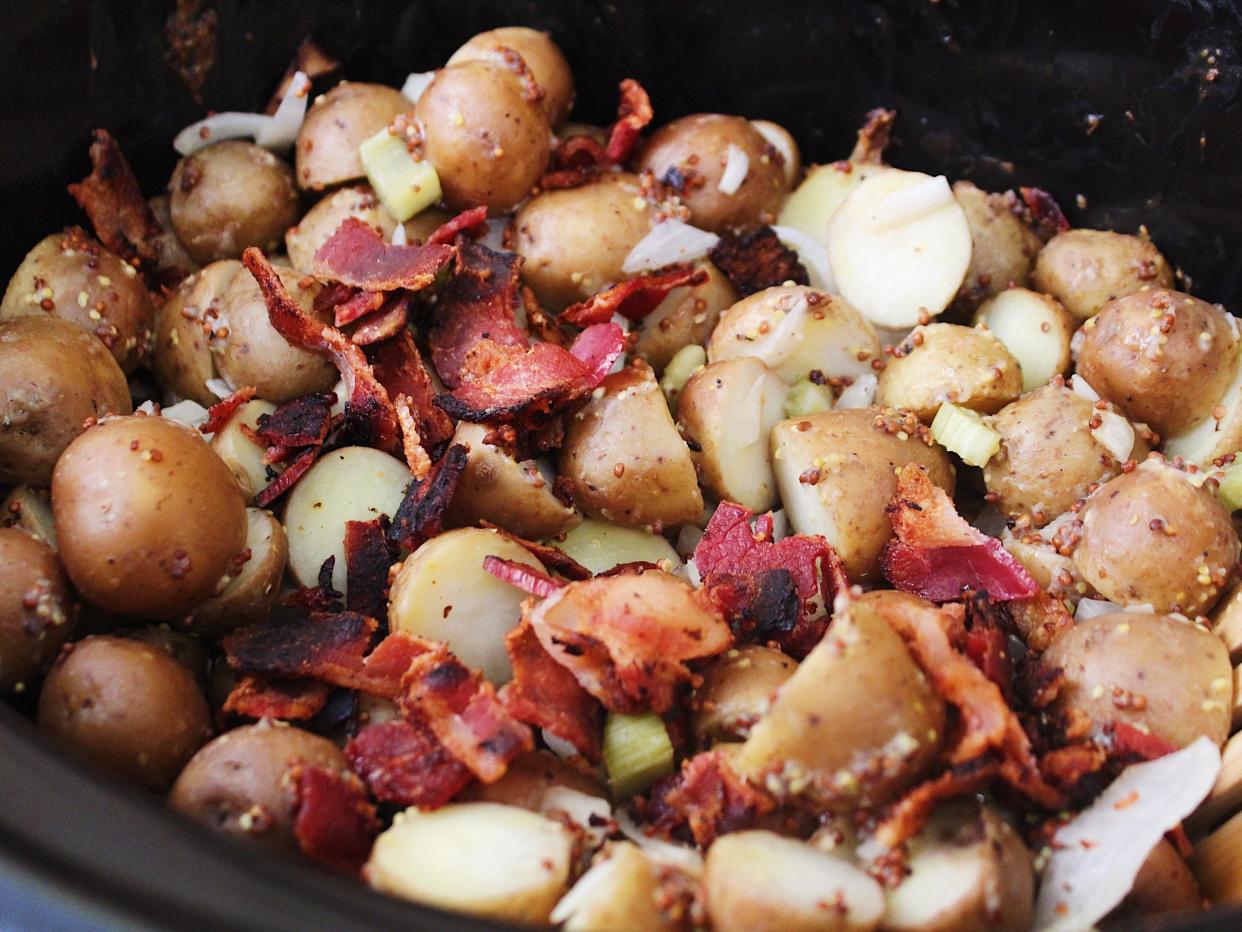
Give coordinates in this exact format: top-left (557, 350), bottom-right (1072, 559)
top-left (368, 330), bottom-right (453, 445)
top-left (708, 227), bottom-right (809, 297)
top-left (483, 556), bottom-right (565, 598)
top-left (310, 217), bottom-right (455, 292)
top-left (224, 609), bottom-right (378, 682)
top-left (436, 342), bottom-right (590, 423)
top-left (253, 444), bottom-right (321, 508)
top-left (541, 136), bottom-right (607, 190)
top-left (333, 289), bottom-right (386, 327)
top-left (292, 765), bottom-right (380, 875)
top-left (479, 522), bottom-right (593, 581)
top-left (561, 265), bottom-right (708, 328)
top-left (871, 757), bottom-right (999, 853)
top-left (400, 644), bottom-right (534, 783)
top-left (346, 719), bottom-right (473, 809)
top-left (1020, 186), bottom-right (1071, 241)
top-left (222, 675), bottom-right (331, 721)
top-left (427, 206), bottom-right (489, 246)
top-left (265, 37), bottom-right (341, 115)
top-left (523, 286), bottom-right (572, 347)
top-left (388, 443), bottom-right (468, 552)
top-left (499, 620), bottom-right (604, 762)
top-left (256, 391), bottom-right (335, 450)
top-left (648, 749), bottom-right (776, 848)
top-left (849, 108), bottom-right (897, 165)
top-left (200, 386), bottom-right (257, 435)
top-left (882, 465), bottom-right (1039, 602)
top-left (68, 129), bottom-right (162, 270)
top-left (605, 79), bottom-right (654, 165)
top-left (344, 519), bottom-right (393, 618)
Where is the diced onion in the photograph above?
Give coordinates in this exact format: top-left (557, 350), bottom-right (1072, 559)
top-left (872, 174), bottom-right (954, 229)
top-left (750, 121), bottom-right (796, 177)
top-left (771, 225), bottom-right (835, 292)
top-left (684, 558), bottom-right (701, 587)
top-left (1070, 374), bottom-right (1101, 402)
top-left (614, 808), bottom-right (703, 872)
top-left (1091, 410), bottom-right (1135, 462)
top-left (401, 70), bottom-right (435, 104)
top-left (541, 730), bottom-right (579, 762)
top-left (766, 509), bottom-right (789, 542)
top-left (205, 377), bottom-right (234, 400)
top-left (930, 402), bottom-right (1001, 468)
top-left (162, 399), bottom-right (210, 431)
top-left (835, 373), bottom-right (877, 410)
top-left (621, 219), bottom-right (718, 275)
top-left (256, 71), bottom-right (313, 150)
top-left (1074, 597), bottom-right (1122, 621)
top-left (390, 222), bottom-right (407, 246)
top-left (717, 143), bottom-right (750, 195)
top-left (541, 786), bottom-right (612, 849)
top-left (174, 71), bottom-right (310, 156)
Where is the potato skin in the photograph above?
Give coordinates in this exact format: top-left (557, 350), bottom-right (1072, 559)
top-left (0, 527), bottom-right (74, 693)
top-left (169, 721), bottom-right (348, 852)
top-left (0, 229), bottom-right (155, 373)
top-left (295, 82), bottom-right (411, 191)
top-left (1032, 229), bottom-right (1173, 320)
top-left (1041, 612), bottom-right (1232, 748)
top-left (38, 635), bottom-right (210, 790)
top-left (285, 184), bottom-right (396, 274)
top-left (1111, 839), bottom-right (1202, 920)
top-left (188, 508), bottom-right (287, 637)
top-left (448, 27), bottom-right (574, 127)
top-left (638, 114), bottom-right (789, 234)
top-left (559, 361), bottom-right (702, 529)
top-left (461, 750), bottom-right (605, 809)
top-left (151, 260), bottom-right (239, 407)
top-left (1072, 466), bottom-right (1239, 615)
top-left (52, 416), bottom-right (248, 619)
top-left (691, 645), bottom-right (796, 746)
top-left (633, 260), bottom-right (738, 374)
top-left (0, 316), bottom-right (132, 485)
top-left (416, 60), bottom-right (551, 213)
top-left (1076, 288), bottom-right (1238, 437)
top-left (514, 172), bottom-right (653, 310)
top-left (952, 182), bottom-right (1042, 310)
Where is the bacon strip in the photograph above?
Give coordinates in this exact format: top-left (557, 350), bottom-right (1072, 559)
top-left (200, 386), bottom-right (257, 435)
top-left (349, 294), bottom-right (411, 347)
top-left (708, 227), bottom-right (809, 297)
top-left (1020, 186), bottom-right (1071, 241)
top-left (388, 443), bottom-right (468, 552)
top-left (561, 265), bottom-right (707, 328)
top-left (311, 217), bottom-right (455, 292)
top-left (292, 765), bottom-right (379, 875)
top-left (222, 675), bottom-right (331, 721)
top-left (333, 289), bottom-right (385, 327)
top-left (223, 609), bottom-right (378, 682)
top-left (483, 556), bottom-right (564, 598)
top-left (648, 749), bottom-right (776, 848)
top-left (427, 205), bottom-right (489, 246)
top-left (345, 719), bottom-right (472, 809)
top-left (344, 519), bottom-right (392, 619)
top-left (479, 522), bottom-right (592, 581)
top-left (253, 444), bottom-right (320, 508)
top-left (255, 391), bottom-right (334, 450)
top-left (67, 128), bottom-right (162, 269)
top-left (605, 79), bottom-right (654, 164)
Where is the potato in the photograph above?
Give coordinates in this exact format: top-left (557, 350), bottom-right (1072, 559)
top-left (552, 841), bottom-right (686, 932)
top-left (388, 528), bottom-right (544, 685)
top-left (366, 802), bottom-right (572, 923)
top-left (1, 229), bottom-right (154, 372)
top-left (1110, 839), bottom-right (1201, 921)
top-left (0, 527), bottom-right (73, 693)
top-left (1192, 809), bottom-right (1242, 904)
top-left (771, 408), bottom-right (955, 580)
top-left (951, 182), bottom-right (1042, 310)
top-left (151, 260), bottom-right (239, 406)
top-left (1076, 289), bottom-right (1238, 437)
top-left (169, 141), bottom-right (300, 265)
top-left (209, 398), bottom-right (278, 502)
top-left (638, 114), bottom-right (789, 234)
top-left (884, 801), bottom-right (1034, 932)
top-left (189, 508), bottom-right (287, 637)
top-left (559, 361), bottom-right (702, 530)
top-left (1032, 228), bottom-right (1173, 321)
top-left (973, 288), bottom-right (1074, 392)
top-left (553, 517), bottom-right (682, 574)
top-left (463, 751), bottom-right (606, 811)
top-left (1212, 582), bottom-right (1242, 665)
top-left (38, 635), bottom-right (210, 790)
top-left (777, 161), bottom-right (886, 247)
top-left (1072, 465), bottom-right (1239, 615)
top-left (0, 316), bottom-right (132, 485)
top-left (1042, 612), bottom-right (1232, 748)
top-left (514, 172), bottom-right (654, 309)
top-left (1, 485), bottom-right (57, 548)
top-left (283, 445), bottom-right (411, 595)
top-left (169, 721), bottom-right (348, 852)
top-left (285, 185), bottom-right (397, 274)
top-left (678, 357), bottom-right (789, 513)
top-left (875, 323), bottom-right (1022, 423)
top-left (448, 27), bottom-right (574, 127)
top-left (147, 194), bottom-right (200, 278)
top-left (52, 415), bottom-right (247, 619)
top-left (705, 831), bottom-right (884, 931)
top-left (443, 422), bottom-right (580, 539)
top-left (119, 624), bottom-right (209, 685)
top-left (708, 285), bottom-right (881, 386)
top-left (416, 60), bottom-right (551, 213)
top-left (633, 260), bottom-right (739, 374)
top-left (691, 645), bottom-right (796, 746)
top-left (751, 120), bottom-right (801, 186)
top-left (1164, 353), bottom-right (1242, 466)
top-left (295, 81), bottom-right (411, 191)
top-left (736, 597), bottom-right (945, 810)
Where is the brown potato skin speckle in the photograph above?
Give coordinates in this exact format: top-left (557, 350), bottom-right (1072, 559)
top-left (0, 527), bottom-right (74, 693)
top-left (295, 82), bottom-right (411, 191)
top-left (448, 27), bottom-right (574, 127)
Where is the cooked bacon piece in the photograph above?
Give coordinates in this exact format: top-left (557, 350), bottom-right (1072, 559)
top-left (552, 135), bottom-right (608, 172)
top-left (500, 621), bottom-right (603, 762)
top-left (388, 443), bottom-right (468, 552)
top-left (333, 289), bottom-right (385, 327)
top-left (200, 386), bottom-right (257, 435)
top-left (346, 719), bottom-right (473, 809)
top-left (427, 205), bottom-right (489, 246)
top-left (348, 293), bottom-right (410, 346)
top-left (708, 227), bottom-right (809, 297)
top-left (400, 644), bottom-right (534, 783)
top-left (1106, 720), bottom-right (1179, 763)
top-left (871, 757), bottom-right (1000, 852)
top-left (264, 37), bottom-right (341, 114)
top-left (605, 79), bottom-right (654, 165)
top-left (648, 749), bottom-right (776, 848)
top-left (483, 556), bottom-right (565, 598)
top-left (222, 675), bottom-right (331, 721)
top-left (253, 444), bottom-right (321, 508)
top-left (224, 609), bottom-right (378, 681)
top-left (1020, 186), bottom-right (1071, 241)
top-left (255, 391), bottom-right (334, 450)
top-left (292, 765), bottom-right (379, 875)
top-left (368, 330), bottom-right (453, 444)
top-left (850, 108), bottom-right (896, 164)
top-left (569, 322), bottom-right (628, 385)
top-left (527, 571), bottom-right (733, 714)
top-left (345, 631), bottom-right (432, 698)
top-left (344, 519), bottom-right (393, 618)
top-left (67, 128), bottom-right (162, 269)
top-left (560, 265), bottom-right (708, 328)
top-left (882, 466), bottom-right (1039, 602)
top-left (1006, 591), bottom-right (1075, 655)
top-left (479, 522), bottom-right (593, 581)
top-left (310, 217), bottom-right (455, 292)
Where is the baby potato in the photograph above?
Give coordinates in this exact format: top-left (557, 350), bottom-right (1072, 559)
top-left (0, 485), bottom-right (57, 548)
top-left (633, 260), bottom-right (738, 374)
top-left (283, 446), bottom-right (411, 596)
top-left (1165, 356), bottom-right (1242, 466)
top-left (463, 750), bottom-right (606, 811)
top-left (1111, 839), bottom-right (1202, 921)
top-left (771, 408), bottom-right (955, 580)
top-left (973, 288), bottom-right (1074, 392)
top-left (169, 721), bottom-right (348, 852)
top-left (147, 193), bottom-right (200, 278)
top-left (1032, 228), bottom-right (1173, 320)
top-left (691, 645), bottom-right (797, 746)
top-left (514, 172), bottom-right (654, 309)
top-left (638, 114), bottom-right (789, 234)
top-left (52, 415), bottom-right (247, 619)
top-left (214, 263), bottom-right (338, 403)
top-left (952, 182), bottom-right (1042, 310)
top-left (416, 60), bottom-right (551, 213)
top-left (295, 81), bottom-right (412, 191)
top-left (559, 361), bottom-right (702, 530)
top-left (1072, 465), bottom-right (1239, 615)
top-left (189, 508), bottom-right (287, 637)
top-left (38, 634), bottom-right (210, 790)
top-left (209, 398), bottom-right (279, 502)
top-left (1042, 612), bottom-right (1232, 748)
top-left (1076, 288), bottom-right (1239, 437)
top-left (553, 517), bottom-right (682, 575)
top-left (736, 596), bottom-right (945, 810)
top-left (120, 624), bottom-right (209, 686)
top-left (443, 422), bottom-right (580, 540)
top-left (448, 27), bottom-right (574, 127)
top-left (678, 357), bottom-right (789, 513)
top-left (169, 141), bottom-right (300, 265)
top-left (875, 323), bottom-right (1022, 423)
top-left (751, 120), bottom-right (801, 186)
top-left (1, 229), bottom-right (154, 373)
top-left (151, 259), bottom-right (240, 406)
top-left (777, 161), bottom-right (886, 247)
top-left (0, 316), bottom-right (132, 485)
top-left (704, 831), bottom-right (885, 932)
top-left (285, 185), bottom-right (397, 274)
top-left (366, 802), bottom-right (572, 924)
top-left (552, 841), bottom-right (685, 932)
top-left (0, 527), bottom-right (74, 693)
top-left (388, 527), bottom-right (545, 685)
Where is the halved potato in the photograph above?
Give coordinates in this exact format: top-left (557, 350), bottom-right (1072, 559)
top-left (151, 259), bottom-right (239, 406)
top-left (1110, 838), bottom-right (1202, 921)
top-left (973, 288), bottom-right (1074, 392)
top-left (952, 182), bottom-right (1042, 310)
top-left (777, 161), bottom-right (886, 246)
top-left (633, 260), bottom-right (738, 375)
top-left (552, 841), bottom-right (688, 932)
top-left (210, 399), bottom-right (278, 502)
top-left (691, 645), bottom-right (797, 746)
top-left (552, 518), bottom-right (682, 575)
top-left (1165, 350), bottom-right (1242, 466)
top-left (1190, 810), bottom-right (1242, 905)
top-left (189, 508), bottom-right (287, 637)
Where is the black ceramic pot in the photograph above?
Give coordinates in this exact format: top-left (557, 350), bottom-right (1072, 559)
top-left (2, 1), bottom-right (1241, 928)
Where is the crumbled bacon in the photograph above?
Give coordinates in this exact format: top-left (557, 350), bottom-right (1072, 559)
top-left (310, 217), bottom-right (455, 292)
top-left (388, 443), bottom-right (468, 552)
top-left (1020, 186), bottom-right (1071, 241)
top-left (67, 128), bottom-right (162, 270)
top-left (253, 444), bottom-right (321, 508)
top-left (541, 136), bottom-right (607, 189)
top-left (368, 329), bottom-right (454, 475)
top-left (223, 609), bottom-right (378, 682)
top-left (606, 79), bottom-right (654, 165)
top-left (333, 289), bottom-right (386, 327)
top-left (1006, 591), bottom-right (1075, 655)
top-left (870, 757), bottom-right (999, 852)
top-left (427, 205), bottom-right (489, 246)
top-left (708, 228), bottom-right (809, 297)
top-left (222, 674), bottom-right (330, 721)
top-left (344, 519), bottom-right (392, 619)
top-left (200, 386), bottom-right (257, 435)
top-left (479, 522), bottom-right (593, 581)
top-left (648, 749), bottom-right (776, 848)
top-left (561, 265), bottom-right (708, 328)
top-left (264, 37), bottom-right (341, 114)
top-left (255, 392), bottom-right (335, 452)
top-left (346, 719), bottom-right (472, 809)
top-left (483, 556), bottom-right (565, 598)
top-left (348, 293), bottom-right (411, 346)
top-left (292, 765), bottom-right (379, 875)
top-left (1106, 720), bottom-right (1179, 763)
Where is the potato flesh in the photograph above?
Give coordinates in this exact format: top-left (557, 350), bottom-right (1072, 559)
top-left (777, 162), bottom-right (884, 246)
top-left (151, 260), bottom-right (239, 406)
top-left (210, 399), bottom-right (278, 502)
top-left (189, 508), bottom-right (287, 636)
top-left (692, 645), bottom-right (797, 745)
top-left (552, 518), bottom-right (682, 575)
top-left (553, 841), bottom-right (681, 932)
top-left (974, 288), bottom-right (1073, 392)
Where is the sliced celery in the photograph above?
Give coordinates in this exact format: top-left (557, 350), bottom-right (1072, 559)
top-left (783, 379), bottom-right (833, 418)
top-left (603, 711), bottom-right (674, 799)
top-left (931, 402), bottom-right (1000, 468)
top-left (359, 128), bottom-right (441, 222)
top-left (659, 344), bottom-right (706, 409)
top-left (1218, 462), bottom-right (1242, 512)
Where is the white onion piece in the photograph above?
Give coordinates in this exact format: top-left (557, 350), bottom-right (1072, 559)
top-left (1091, 410), bottom-right (1135, 462)
top-left (174, 71), bottom-right (310, 155)
top-left (614, 808), bottom-right (703, 872)
top-left (1032, 736), bottom-right (1221, 931)
top-left (162, 399), bottom-right (210, 431)
top-left (1074, 597), bottom-right (1122, 621)
top-left (255, 71), bottom-right (312, 149)
top-left (135, 399), bottom-right (159, 416)
top-left (717, 144), bottom-right (750, 195)
top-left (542, 787), bottom-right (612, 849)
top-left (401, 70), bottom-right (436, 104)
top-left (608, 313), bottom-right (630, 375)
top-left (750, 121), bottom-right (796, 178)
top-left (771, 225), bottom-right (835, 292)
top-left (872, 174), bottom-right (954, 229)
top-left (549, 853), bottom-right (619, 926)
top-left (835, 372), bottom-right (877, 410)
top-left (481, 219), bottom-right (510, 253)
top-left (205, 377), bottom-right (234, 400)
top-left (621, 219), bottom-right (719, 275)
top-left (684, 558), bottom-right (701, 587)
top-left (540, 730), bottom-right (579, 762)
top-left (1070, 374), bottom-right (1101, 402)
top-left (390, 222), bottom-right (407, 246)
top-left (766, 509), bottom-right (789, 542)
